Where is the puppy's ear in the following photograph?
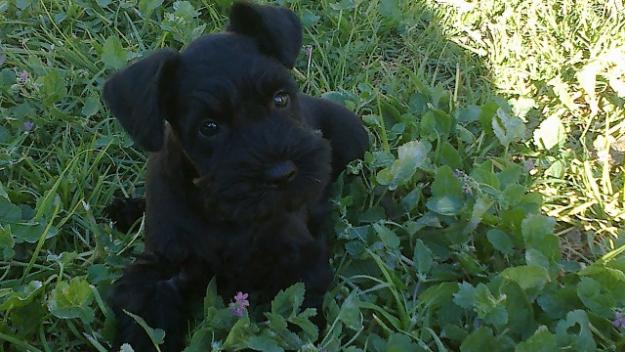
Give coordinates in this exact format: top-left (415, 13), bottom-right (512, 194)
top-left (103, 49), bottom-right (179, 152)
top-left (227, 2), bottom-right (302, 68)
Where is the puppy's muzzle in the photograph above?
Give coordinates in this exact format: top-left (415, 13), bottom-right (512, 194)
top-left (193, 118), bottom-right (332, 221)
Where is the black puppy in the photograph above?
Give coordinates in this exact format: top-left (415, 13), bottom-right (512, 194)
top-left (103, 2), bottom-right (368, 351)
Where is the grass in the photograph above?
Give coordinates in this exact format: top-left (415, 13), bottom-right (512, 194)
top-left (1, 0), bottom-right (625, 351)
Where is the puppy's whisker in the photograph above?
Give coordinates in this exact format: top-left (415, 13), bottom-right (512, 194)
top-left (304, 175), bottom-right (322, 184)
top-left (192, 174), bottom-right (211, 186)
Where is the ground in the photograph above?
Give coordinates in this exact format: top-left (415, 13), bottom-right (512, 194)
top-left (1, 0), bottom-right (625, 351)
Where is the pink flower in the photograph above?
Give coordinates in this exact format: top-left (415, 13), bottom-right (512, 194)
top-left (613, 312), bottom-right (625, 329)
top-left (23, 121), bottom-right (34, 131)
top-left (229, 291), bottom-right (250, 317)
top-left (17, 70), bottom-right (29, 83)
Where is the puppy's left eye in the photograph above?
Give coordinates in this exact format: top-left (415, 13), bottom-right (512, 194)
top-left (199, 119), bottom-right (220, 138)
top-left (273, 91), bottom-right (290, 108)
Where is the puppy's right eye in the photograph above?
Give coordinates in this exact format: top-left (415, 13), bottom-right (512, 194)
top-left (273, 91), bottom-right (290, 109)
top-left (199, 120), bottom-right (220, 138)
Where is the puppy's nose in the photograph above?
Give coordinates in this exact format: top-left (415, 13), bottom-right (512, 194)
top-left (265, 160), bottom-right (298, 185)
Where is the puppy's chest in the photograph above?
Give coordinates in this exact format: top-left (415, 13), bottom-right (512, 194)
top-left (206, 216), bottom-right (313, 266)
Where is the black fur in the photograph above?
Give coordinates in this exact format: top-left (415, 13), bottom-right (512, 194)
top-left (103, 2), bottom-right (368, 351)
top-left (104, 197), bottom-right (145, 233)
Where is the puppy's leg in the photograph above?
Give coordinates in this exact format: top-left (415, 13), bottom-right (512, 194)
top-left (105, 197), bottom-right (146, 233)
top-left (299, 241), bottom-right (332, 328)
top-left (110, 254), bottom-right (188, 352)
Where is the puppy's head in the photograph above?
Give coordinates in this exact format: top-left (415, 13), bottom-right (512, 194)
top-left (103, 2), bottom-right (331, 221)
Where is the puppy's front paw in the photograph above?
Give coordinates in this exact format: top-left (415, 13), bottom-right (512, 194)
top-left (105, 197), bottom-right (145, 233)
top-left (110, 256), bottom-right (187, 352)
